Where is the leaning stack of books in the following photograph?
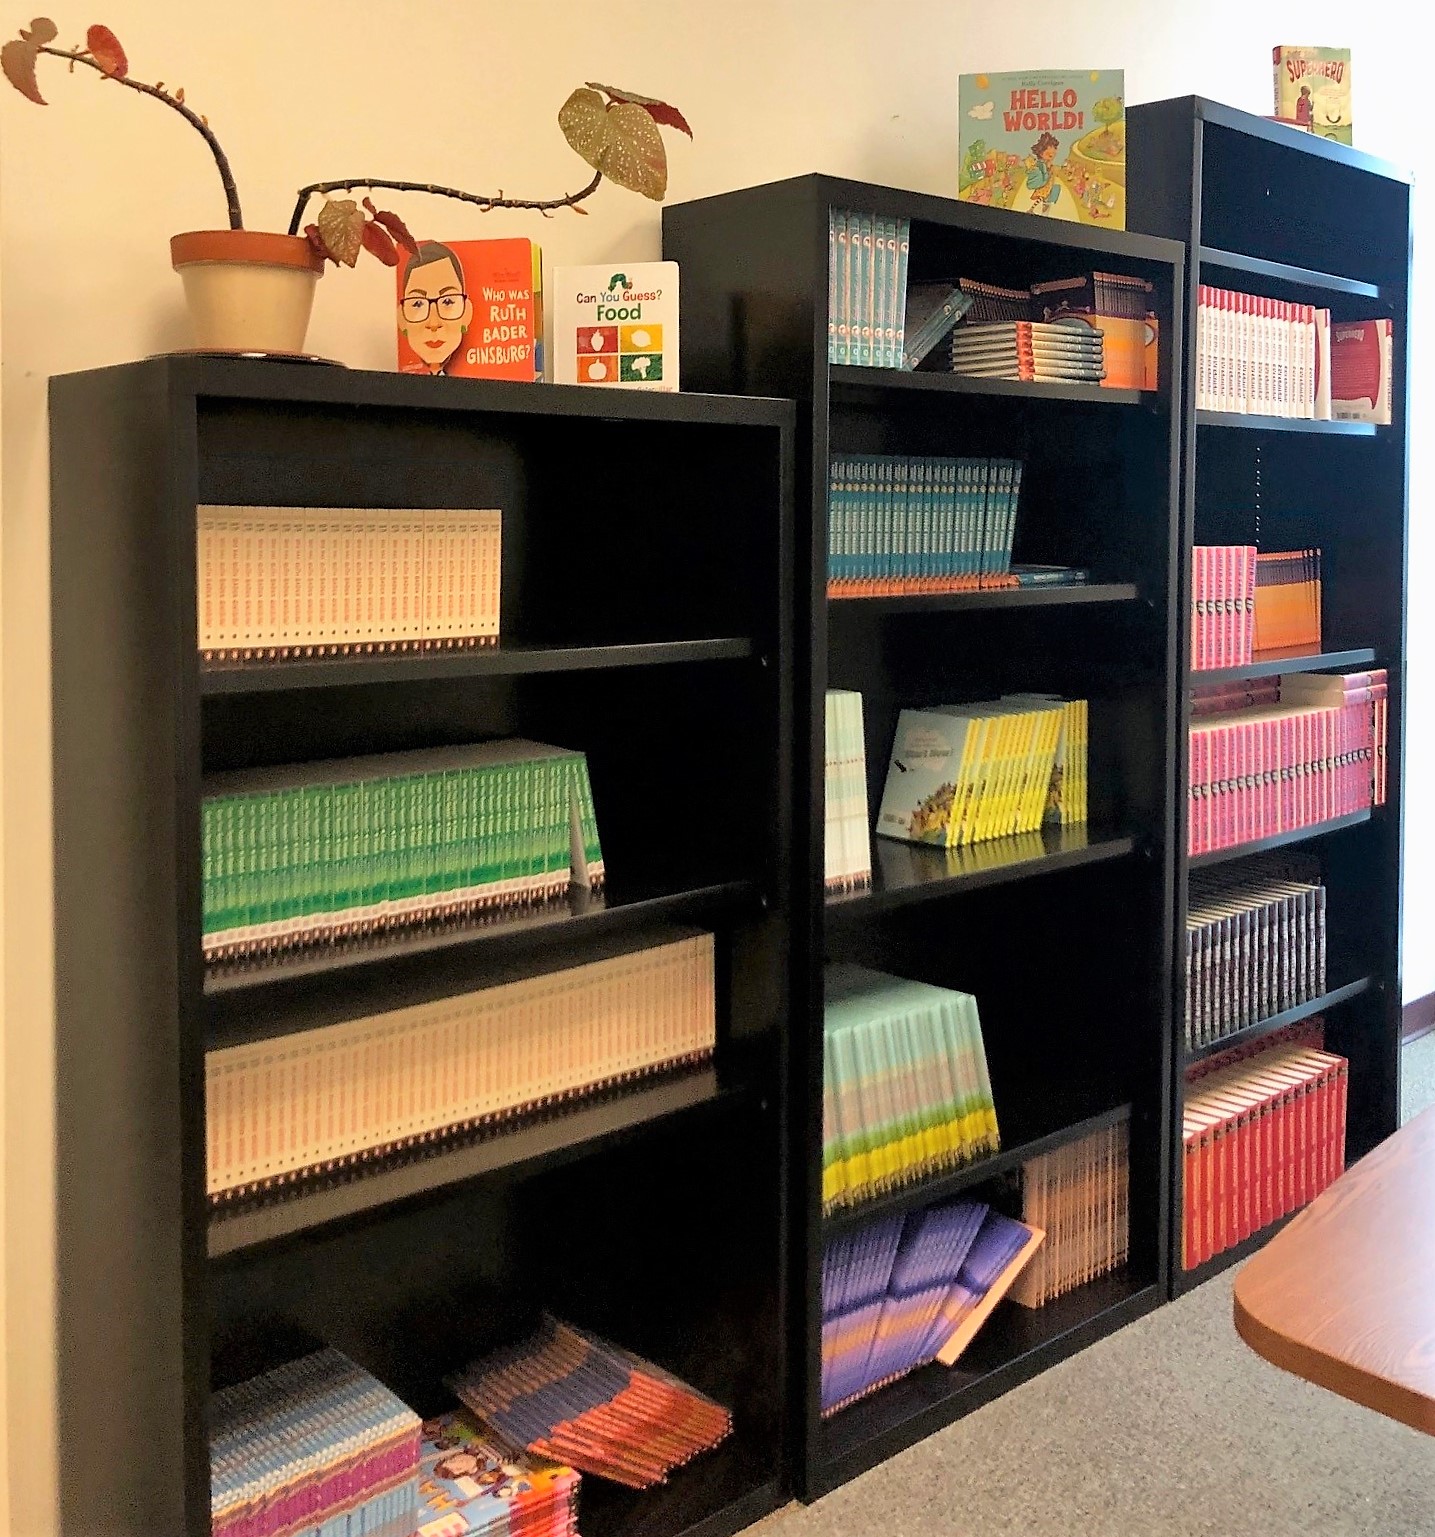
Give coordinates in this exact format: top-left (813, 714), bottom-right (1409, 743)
top-left (825, 690), bottom-right (872, 893)
top-left (417, 1411), bottom-right (581, 1537)
top-left (210, 1349), bottom-right (422, 1537)
top-left (822, 963), bottom-right (1000, 1213)
top-left (827, 208), bottom-right (912, 366)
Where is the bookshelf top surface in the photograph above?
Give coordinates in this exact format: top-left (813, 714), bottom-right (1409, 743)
top-left (48, 356), bottom-right (796, 429)
top-left (666, 173), bottom-right (1186, 268)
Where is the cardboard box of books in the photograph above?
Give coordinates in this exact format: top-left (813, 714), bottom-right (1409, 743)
top-left (551, 261), bottom-right (678, 388)
top-left (1273, 46), bottom-right (1351, 144)
top-left (958, 71), bottom-right (1125, 227)
top-left (398, 238), bottom-right (542, 380)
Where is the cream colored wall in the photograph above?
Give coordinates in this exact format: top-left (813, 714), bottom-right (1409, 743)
top-left (0, 2), bottom-right (1425, 1530)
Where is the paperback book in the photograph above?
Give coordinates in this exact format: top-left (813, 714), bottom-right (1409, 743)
top-left (1273, 46), bottom-right (1352, 143)
top-left (417, 1409), bottom-right (580, 1537)
top-left (1329, 319), bottom-right (1393, 424)
top-left (550, 261), bottom-right (678, 389)
top-left (825, 690), bottom-right (872, 892)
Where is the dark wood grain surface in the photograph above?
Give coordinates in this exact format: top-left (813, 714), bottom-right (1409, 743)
top-left (1234, 1105), bottom-right (1435, 1433)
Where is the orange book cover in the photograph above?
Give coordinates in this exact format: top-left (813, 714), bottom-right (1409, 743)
top-left (397, 237), bottom-right (542, 380)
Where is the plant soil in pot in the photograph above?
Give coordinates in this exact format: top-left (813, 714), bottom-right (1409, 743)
top-left (170, 230), bottom-right (324, 355)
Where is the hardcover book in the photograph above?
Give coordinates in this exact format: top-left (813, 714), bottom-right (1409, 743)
top-left (398, 238), bottom-right (542, 380)
top-left (958, 71), bottom-right (1126, 227)
top-left (551, 261), bottom-right (679, 389)
top-left (1273, 46), bottom-right (1352, 144)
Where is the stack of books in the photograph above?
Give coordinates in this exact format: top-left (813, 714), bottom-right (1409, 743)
top-left (417, 1409), bottom-right (580, 1537)
top-left (876, 697), bottom-right (1087, 849)
top-left (1182, 1028), bottom-right (1348, 1269)
top-left (201, 740), bottom-right (604, 964)
top-left (210, 1349), bottom-right (422, 1537)
top-left (198, 505), bottom-right (501, 663)
top-left (820, 1199), bottom-right (1042, 1415)
top-left (206, 930), bottom-right (714, 1205)
top-left (1187, 668), bottom-right (1386, 855)
top-left (822, 964), bottom-right (1000, 1214)
top-left (1252, 549), bottom-right (1323, 656)
top-left (1185, 857), bottom-right (1326, 1052)
top-left (950, 319), bottom-right (1105, 384)
top-left (1195, 288), bottom-right (1333, 418)
top-left (827, 208), bottom-right (912, 366)
top-left (826, 454), bottom-right (1024, 596)
top-left (1190, 546), bottom-right (1256, 671)
top-left (448, 1315), bottom-right (732, 1488)
top-left (824, 690), bottom-right (872, 893)
top-left (1009, 1121), bottom-right (1130, 1308)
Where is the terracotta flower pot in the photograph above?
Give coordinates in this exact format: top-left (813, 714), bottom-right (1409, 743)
top-left (170, 230), bottom-right (325, 354)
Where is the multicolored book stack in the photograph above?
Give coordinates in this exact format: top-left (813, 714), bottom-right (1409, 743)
top-left (1187, 669), bottom-right (1386, 855)
top-left (210, 1349), bottom-right (422, 1537)
top-left (876, 697), bottom-right (1087, 849)
top-left (198, 505), bottom-right (501, 663)
top-left (1253, 549), bottom-right (1323, 657)
top-left (448, 1315), bottom-right (732, 1489)
top-left (1195, 287), bottom-right (1333, 418)
top-left (820, 1199), bottom-right (1042, 1415)
top-left (206, 930), bottom-right (714, 1204)
top-left (1009, 1120), bottom-right (1130, 1308)
top-left (827, 208), bottom-right (912, 366)
top-left (825, 690), bottom-right (872, 893)
top-left (822, 964), bottom-right (1000, 1213)
top-left (1185, 857), bottom-right (1326, 1053)
top-left (950, 318), bottom-right (1105, 384)
top-left (202, 740), bottom-right (603, 963)
top-left (417, 1409), bottom-right (580, 1537)
top-left (1181, 1028), bottom-right (1348, 1269)
top-left (1190, 545), bottom-right (1256, 671)
top-left (826, 454), bottom-right (1024, 596)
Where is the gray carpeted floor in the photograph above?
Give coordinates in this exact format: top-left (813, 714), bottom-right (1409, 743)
top-left (761, 1035), bottom-right (1435, 1537)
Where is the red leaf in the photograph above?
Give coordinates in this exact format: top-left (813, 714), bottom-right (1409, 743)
top-left (2, 38), bottom-right (45, 102)
top-left (364, 199), bottom-right (419, 257)
top-left (361, 220), bottom-right (399, 267)
top-left (85, 23), bottom-right (127, 78)
top-left (303, 223), bottom-right (340, 266)
top-left (586, 81), bottom-right (692, 138)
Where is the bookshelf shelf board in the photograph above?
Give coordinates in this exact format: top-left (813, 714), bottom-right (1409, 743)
top-left (830, 364), bottom-right (1150, 408)
top-left (203, 878), bottom-right (757, 1039)
top-left (813, 1272), bottom-right (1159, 1496)
top-left (199, 637), bottom-right (757, 695)
top-left (1197, 246), bottom-right (1383, 301)
top-left (827, 826), bottom-right (1138, 916)
top-left (207, 1066), bottom-right (737, 1259)
top-left (1183, 976), bottom-right (1376, 1066)
top-left (823, 1103), bottom-right (1132, 1235)
top-left (1196, 410), bottom-right (1379, 437)
top-left (827, 584), bottom-right (1139, 615)
top-left (1187, 809), bottom-right (1372, 870)
top-left (1189, 648), bottom-right (1377, 687)
top-left (1172, 1211), bottom-right (1299, 1299)
top-left (583, 1438), bottom-right (781, 1537)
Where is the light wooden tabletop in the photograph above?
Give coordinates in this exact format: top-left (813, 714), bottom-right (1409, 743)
top-left (1233, 1103), bottom-right (1435, 1434)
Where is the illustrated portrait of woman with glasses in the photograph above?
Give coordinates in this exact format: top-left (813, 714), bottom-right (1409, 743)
top-left (399, 240), bottom-right (472, 374)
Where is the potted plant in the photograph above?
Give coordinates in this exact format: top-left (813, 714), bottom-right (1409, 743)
top-left (4, 17), bottom-right (692, 357)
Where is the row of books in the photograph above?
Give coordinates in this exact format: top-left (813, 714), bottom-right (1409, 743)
top-left (198, 504), bottom-right (502, 661)
top-left (206, 930), bottom-right (713, 1202)
top-left (826, 454), bottom-right (1025, 595)
top-left (950, 318), bottom-right (1105, 384)
top-left (821, 1199), bottom-right (1041, 1415)
top-left (1181, 1029), bottom-right (1348, 1269)
top-left (1185, 858), bottom-right (1327, 1053)
top-left (822, 964), bottom-right (1000, 1214)
top-left (1187, 670), bottom-right (1386, 856)
top-left (876, 698), bottom-right (1088, 849)
top-left (824, 690), bottom-right (873, 893)
top-left (827, 208), bottom-right (912, 367)
top-left (201, 740), bottom-right (604, 963)
top-left (1190, 546), bottom-right (1323, 670)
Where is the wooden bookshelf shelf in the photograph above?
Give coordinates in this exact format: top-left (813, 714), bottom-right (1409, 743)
top-left (823, 1103), bottom-right (1132, 1235)
top-left (1196, 409), bottom-right (1378, 436)
top-left (1197, 246), bottom-right (1383, 301)
top-left (813, 1272), bottom-right (1160, 1496)
top-left (828, 826), bottom-right (1138, 916)
top-left (1189, 648), bottom-right (1377, 686)
top-left (828, 584), bottom-right (1139, 615)
top-left (208, 1067), bottom-right (737, 1259)
top-left (1183, 976), bottom-right (1376, 1066)
top-left (199, 637), bottom-right (757, 694)
top-left (1188, 809), bottom-right (1372, 870)
top-left (829, 364), bottom-right (1152, 408)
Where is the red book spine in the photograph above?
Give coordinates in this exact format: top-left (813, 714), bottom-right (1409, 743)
top-left (1182, 1127), bottom-right (1197, 1268)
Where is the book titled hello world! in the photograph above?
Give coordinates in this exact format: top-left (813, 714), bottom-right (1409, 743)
top-left (958, 71), bottom-right (1126, 228)
top-left (551, 261), bottom-right (679, 390)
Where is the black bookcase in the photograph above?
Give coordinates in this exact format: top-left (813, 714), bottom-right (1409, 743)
top-left (665, 175), bottom-right (1185, 1498)
top-left (49, 359), bottom-right (793, 1537)
top-left (1127, 98), bottom-right (1411, 1294)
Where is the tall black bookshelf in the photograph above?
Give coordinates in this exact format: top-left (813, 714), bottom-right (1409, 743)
top-left (1127, 98), bottom-right (1411, 1295)
top-left (666, 175), bottom-right (1185, 1498)
top-left (49, 360), bottom-right (793, 1537)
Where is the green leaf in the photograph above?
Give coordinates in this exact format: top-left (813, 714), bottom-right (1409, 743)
top-left (316, 198), bottom-right (365, 267)
top-left (2, 38), bottom-right (44, 103)
top-left (596, 100), bottom-right (667, 199)
top-left (558, 86), bottom-right (608, 172)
